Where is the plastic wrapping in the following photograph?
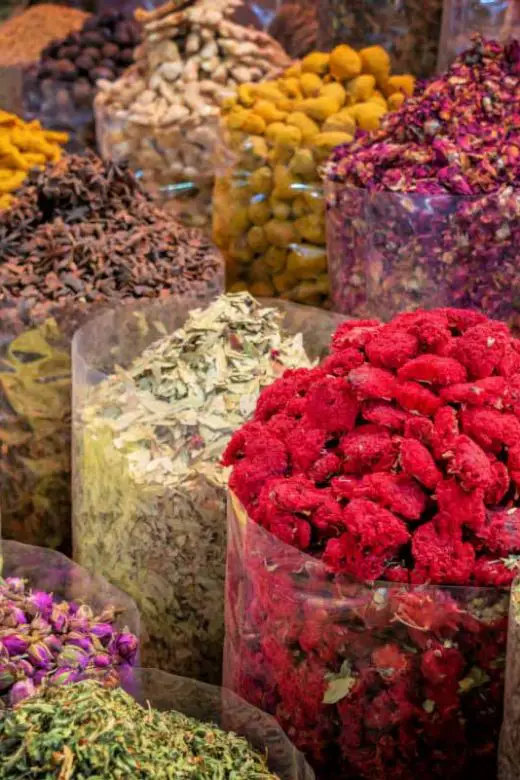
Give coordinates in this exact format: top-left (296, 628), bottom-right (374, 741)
top-left (225, 493), bottom-right (509, 780)
top-left (499, 578), bottom-right (520, 780)
top-left (121, 669), bottom-right (315, 780)
top-left (316, 0), bottom-right (442, 78)
top-left (438, 0), bottom-right (520, 70)
top-left (95, 98), bottom-right (218, 229)
top-left (326, 183), bottom-right (520, 328)
top-left (73, 295), bottom-right (343, 683)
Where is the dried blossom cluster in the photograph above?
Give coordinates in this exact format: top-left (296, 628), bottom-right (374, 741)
top-left (0, 153), bottom-right (222, 332)
top-left (327, 37), bottom-right (520, 195)
top-left (224, 308), bottom-right (520, 588)
top-left (0, 577), bottom-right (137, 708)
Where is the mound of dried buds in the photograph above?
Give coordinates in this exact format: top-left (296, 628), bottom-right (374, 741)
top-left (0, 577), bottom-right (138, 708)
top-left (223, 307), bottom-right (519, 779)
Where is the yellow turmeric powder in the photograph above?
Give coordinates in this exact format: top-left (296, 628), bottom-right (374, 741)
top-left (0, 112), bottom-right (68, 209)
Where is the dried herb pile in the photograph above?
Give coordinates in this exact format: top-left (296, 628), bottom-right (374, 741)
top-left (0, 152), bottom-right (222, 552)
top-left (0, 575), bottom-right (138, 709)
top-left (326, 37), bottom-right (520, 323)
top-left (0, 5), bottom-right (89, 67)
top-left (74, 293), bottom-right (312, 682)
top-left (0, 680), bottom-right (281, 779)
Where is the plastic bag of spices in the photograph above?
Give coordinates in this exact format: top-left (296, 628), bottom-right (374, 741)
top-left (72, 292), bottom-right (344, 684)
top-left (94, 0), bottom-right (291, 231)
top-left (213, 46), bottom-right (415, 306)
top-left (0, 538), bottom-right (140, 708)
top-left (316, 0), bottom-right (443, 78)
top-left (224, 496), bottom-right (510, 780)
top-left (0, 153), bottom-right (223, 554)
top-left (0, 670), bottom-right (314, 780)
top-left (325, 37), bottom-right (520, 329)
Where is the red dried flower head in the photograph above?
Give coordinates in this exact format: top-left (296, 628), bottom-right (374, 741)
top-left (227, 307), bottom-right (520, 588)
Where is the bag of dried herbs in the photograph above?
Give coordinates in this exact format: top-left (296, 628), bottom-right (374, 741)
top-left (0, 152), bottom-right (223, 553)
top-left (0, 539), bottom-right (139, 709)
top-left (0, 673), bottom-right (314, 779)
top-left (73, 292), bottom-right (343, 683)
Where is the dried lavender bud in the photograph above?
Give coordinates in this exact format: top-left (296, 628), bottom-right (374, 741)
top-left (74, 293), bottom-right (313, 682)
top-left (0, 576), bottom-right (138, 708)
top-left (0, 152), bottom-right (222, 553)
top-left (0, 680), bottom-right (282, 779)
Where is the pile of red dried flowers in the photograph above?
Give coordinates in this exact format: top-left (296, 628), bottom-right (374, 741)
top-left (325, 37), bottom-right (520, 325)
top-left (223, 307), bottom-right (519, 779)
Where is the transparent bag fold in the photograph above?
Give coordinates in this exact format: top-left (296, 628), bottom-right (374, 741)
top-left (438, 0), bottom-right (520, 70)
top-left (225, 492), bottom-right (509, 780)
top-left (73, 294), bottom-right (343, 684)
top-left (120, 668), bottom-right (315, 780)
top-left (325, 182), bottom-right (520, 329)
top-left (499, 578), bottom-right (520, 780)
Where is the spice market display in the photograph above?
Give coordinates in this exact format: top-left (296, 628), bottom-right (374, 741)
top-left (23, 9), bottom-right (141, 149)
top-left (326, 37), bottom-right (520, 326)
top-left (0, 109), bottom-right (68, 209)
top-left (73, 292), bottom-right (326, 682)
top-left (0, 152), bottom-right (222, 553)
top-left (0, 680), bottom-right (288, 779)
top-left (95, 0), bottom-right (291, 229)
top-left (0, 572), bottom-right (138, 708)
top-left (223, 307), bottom-right (520, 779)
top-left (213, 45), bottom-right (414, 305)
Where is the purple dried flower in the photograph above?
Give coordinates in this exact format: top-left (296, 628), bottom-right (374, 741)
top-left (9, 678), bottom-right (35, 706)
top-left (27, 642), bottom-right (53, 668)
top-left (93, 653), bottom-right (111, 668)
top-left (30, 591), bottom-right (54, 616)
top-left (65, 632), bottom-right (95, 653)
top-left (5, 578), bottom-right (25, 594)
top-left (90, 623), bottom-right (114, 643)
top-left (50, 604), bottom-right (69, 633)
top-left (2, 634), bottom-right (29, 656)
top-left (3, 607), bottom-right (27, 628)
top-left (114, 633), bottom-right (138, 662)
top-left (58, 645), bottom-right (89, 669)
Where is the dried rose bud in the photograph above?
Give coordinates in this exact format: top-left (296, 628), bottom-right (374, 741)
top-left (2, 634), bottom-right (29, 656)
top-left (27, 642), bottom-right (53, 668)
top-left (9, 679), bottom-right (35, 706)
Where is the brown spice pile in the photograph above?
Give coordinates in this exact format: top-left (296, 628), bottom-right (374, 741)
top-left (0, 153), bottom-right (223, 332)
top-left (268, 1), bottom-right (317, 59)
top-left (0, 4), bottom-right (89, 66)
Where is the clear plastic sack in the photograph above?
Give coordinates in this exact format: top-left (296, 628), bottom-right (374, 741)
top-left (94, 0), bottom-right (291, 230)
top-left (72, 294), bottom-right (343, 684)
top-left (316, 0), bottom-right (443, 78)
top-left (499, 579), bottom-right (520, 780)
top-left (225, 492), bottom-right (509, 780)
top-left (325, 182), bottom-right (520, 328)
top-left (121, 668), bottom-right (315, 780)
top-left (438, 0), bottom-right (520, 70)
top-left (0, 538), bottom-right (140, 706)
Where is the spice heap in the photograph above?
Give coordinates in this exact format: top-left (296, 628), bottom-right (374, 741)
top-left (0, 680), bottom-right (281, 779)
top-left (326, 37), bottom-right (520, 325)
top-left (0, 152), bottom-right (222, 552)
top-left (214, 45), bottom-right (414, 305)
top-left (23, 10), bottom-right (141, 149)
top-left (0, 110), bottom-right (68, 210)
top-left (0, 5), bottom-right (89, 68)
top-left (223, 307), bottom-right (518, 779)
top-left (0, 576), bottom-right (137, 708)
top-left (75, 293), bottom-right (312, 682)
top-left (95, 0), bottom-right (290, 229)
top-left (317, 0), bottom-right (442, 77)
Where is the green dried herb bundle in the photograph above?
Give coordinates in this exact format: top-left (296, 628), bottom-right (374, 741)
top-left (74, 293), bottom-right (312, 681)
top-left (0, 679), bottom-right (281, 779)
